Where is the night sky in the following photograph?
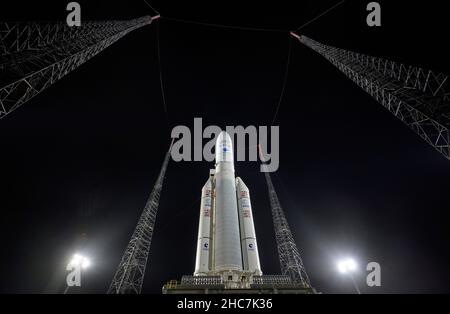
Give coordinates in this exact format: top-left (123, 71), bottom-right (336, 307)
top-left (1, 0), bottom-right (450, 294)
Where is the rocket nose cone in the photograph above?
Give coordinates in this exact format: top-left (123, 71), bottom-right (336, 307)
top-left (203, 177), bottom-right (212, 189)
top-left (215, 131), bottom-right (234, 163)
top-left (216, 131), bottom-right (232, 146)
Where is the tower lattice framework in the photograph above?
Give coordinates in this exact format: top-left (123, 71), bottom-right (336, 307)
top-left (262, 165), bottom-right (311, 288)
top-left (292, 34), bottom-right (450, 160)
top-left (0, 16), bottom-right (157, 120)
top-left (108, 140), bottom-right (173, 294)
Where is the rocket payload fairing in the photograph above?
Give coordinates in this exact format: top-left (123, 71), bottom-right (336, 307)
top-left (194, 131), bottom-right (262, 279)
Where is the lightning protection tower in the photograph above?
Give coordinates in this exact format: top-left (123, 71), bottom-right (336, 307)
top-left (258, 146), bottom-right (313, 290)
top-left (108, 139), bottom-right (173, 294)
top-left (291, 32), bottom-right (450, 160)
top-left (0, 15), bottom-right (159, 120)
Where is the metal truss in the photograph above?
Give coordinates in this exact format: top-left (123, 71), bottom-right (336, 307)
top-left (252, 275), bottom-right (293, 285)
top-left (181, 276), bottom-right (223, 286)
top-left (291, 33), bottom-right (450, 159)
top-left (262, 168), bottom-right (312, 288)
top-left (0, 16), bottom-right (158, 120)
top-left (108, 140), bottom-right (173, 294)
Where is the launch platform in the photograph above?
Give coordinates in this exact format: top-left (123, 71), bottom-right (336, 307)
top-left (162, 275), bottom-right (314, 294)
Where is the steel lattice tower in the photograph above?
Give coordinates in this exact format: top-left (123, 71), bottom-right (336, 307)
top-left (108, 140), bottom-right (173, 294)
top-left (291, 33), bottom-right (450, 160)
top-left (263, 170), bottom-right (312, 288)
top-left (0, 15), bottom-right (158, 120)
top-left (260, 158), bottom-right (311, 288)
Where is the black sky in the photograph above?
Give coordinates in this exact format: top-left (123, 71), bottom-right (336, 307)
top-left (1, 0), bottom-right (450, 294)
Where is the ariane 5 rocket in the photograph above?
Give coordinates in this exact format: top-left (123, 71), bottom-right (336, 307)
top-left (194, 131), bottom-right (262, 278)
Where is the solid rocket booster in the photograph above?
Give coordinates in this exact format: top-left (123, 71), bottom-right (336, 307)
top-left (213, 131), bottom-right (243, 271)
top-left (236, 177), bottom-right (262, 275)
top-left (194, 177), bottom-right (213, 275)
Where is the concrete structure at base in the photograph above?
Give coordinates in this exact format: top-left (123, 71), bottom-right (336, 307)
top-left (163, 131), bottom-right (314, 294)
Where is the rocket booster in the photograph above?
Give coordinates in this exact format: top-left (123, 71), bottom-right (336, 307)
top-left (236, 178), bottom-right (262, 275)
top-left (194, 178), bottom-right (213, 275)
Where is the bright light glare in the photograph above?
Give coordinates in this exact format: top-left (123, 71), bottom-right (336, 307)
top-left (69, 253), bottom-right (91, 269)
top-left (72, 254), bottom-right (82, 264)
top-left (337, 258), bottom-right (357, 274)
top-left (347, 259), bottom-right (357, 271)
top-left (337, 261), bottom-right (348, 273)
top-left (81, 258), bottom-right (91, 269)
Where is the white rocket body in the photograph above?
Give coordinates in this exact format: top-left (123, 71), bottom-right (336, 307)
top-left (194, 178), bottom-right (213, 275)
top-left (194, 131), bottom-right (262, 279)
top-left (213, 132), bottom-right (243, 272)
top-left (236, 178), bottom-right (262, 275)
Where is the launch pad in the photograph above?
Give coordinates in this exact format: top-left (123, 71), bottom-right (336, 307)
top-left (162, 275), bottom-right (314, 294)
top-left (162, 132), bottom-right (315, 295)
